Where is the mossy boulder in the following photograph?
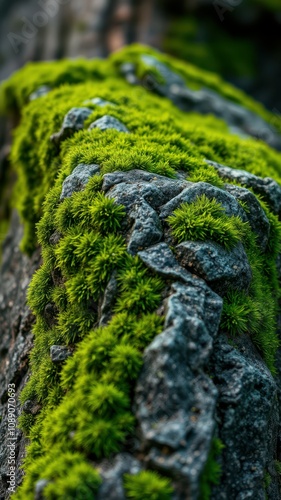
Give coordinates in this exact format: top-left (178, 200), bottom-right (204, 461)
top-left (1, 44), bottom-right (281, 499)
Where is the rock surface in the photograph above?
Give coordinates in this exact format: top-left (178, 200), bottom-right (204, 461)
top-left (60, 163), bottom-right (100, 199)
top-left (0, 212), bottom-right (40, 498)
top-left (89, 115), bottom-right (129, 133)
top-left (121, 55), bottom-right (281, 151)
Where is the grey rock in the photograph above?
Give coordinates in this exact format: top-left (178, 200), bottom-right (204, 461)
top-left (83, 97), bottom-right (116, 107)
top-left (102, 169), bottom-right (188, 199)
top-left (88, 115), bottom-right (129, 133)
top-left (60, 163), bottom-right (100, 199)
top-left (49, 230), bottom-right (62, 246)
top-left (51, 107), bottom-right (92, 145)
top-left (138, 242), bottom-right (194, 284)
top-left (207, 159), bottom-right (281, 215)
top-left (96, 453), bottom-right (142, 500)
top-left (135, 280), bottom-right (222, 498)
top-left (0, 211), bottom-right (40, 499)
top-left (29, 85), bottom-right (51, 101)
top-left (50, 345), bottom-right (73, 363)
top-left (160, 181), bottom-right (246, 220)
top-left (34, 479), bottom-right (49, 500)
top-left (224, 183), bottom-right (270, 251)
top-left (175, 241), bottom-right (252, 295)
top-left (123, 55), bottom-right (281, 150)
top-left (210, 335), bottom-right (280, 500)
top-left (106, 180), bottom-right (164, 254)
top-left (99, 272), bottom-right (118, 326)
top-left (120, 63), bottom-right (139, 85)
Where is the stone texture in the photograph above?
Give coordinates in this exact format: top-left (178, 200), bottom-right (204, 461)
top-left (135, 280), bottom-right (223, 498)
top-left (51, 107), bottom-right (92, 145)
top-left (159, 181), bottom-right (247, 221)
top-left (60, 163), bottom-right (100, 199)
top-left (210, 335), bottom-right (280, 500)
top-left (96, 453), bottom-right (142, 500)
top-left (50, 345), bottom-right (73, 363)
top-left (99, 272), bottom-right (118, 326)
top-left (88, 115), bottom-right (129, 133)
top-left (175, 240), bottom-right (252, 295)
top-left (0, 211), bottom-right (40, 499)
top-left (207, 159), bottom-right (281, 216)
top-left (224, 183), bottom-right (270, 251)
top-left (127, 55), bottom-right (281, 151)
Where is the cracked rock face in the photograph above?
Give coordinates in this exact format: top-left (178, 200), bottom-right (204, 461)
top-left (95, 168), bottom-right (281, 499)
top-left (2, 165), bottom-right (281, 499)
top-left (121, 55), bottom-right (281, 151)
top-left (60, 163), bottom-right (100, 199)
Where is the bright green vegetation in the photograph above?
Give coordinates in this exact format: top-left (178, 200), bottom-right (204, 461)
top-left (168, 194), bottom-right (247, 251)
top-left (124, 471), bottom-right (173, 500)
top-left (1, 44), bottom-right (281, 499)
top-left (199, 438), bottom-right (224, 500)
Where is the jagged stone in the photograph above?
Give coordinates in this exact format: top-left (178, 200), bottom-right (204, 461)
top-left (138, 242), bottom-right (193, 283)
top-left (175, 240), bottom-right (252, 295)
top-left (210, 335), bottom-right (279, 500)
top-left (60, 163), bottom-right (100, 199)
top-left (99, 272), bottom-right (118, 326)
top-left (224, 183), bottom-right (270, 251)
top-left (96, 453), bottom-right (142, 500)
top-left (88, 115), bottom-right (129, 133)
top-left (135, 281), bottom-right (222, 498)
top-left (160, 181), bottom-right (247, 220)
top-left (207, 159), bottom-right (281, 215)
top-left (50, 345), bottom-right (73, 363)
top-left (134, 55), bottom-right (281, 150)
top-left (51, 107), bottom-right (93, 145)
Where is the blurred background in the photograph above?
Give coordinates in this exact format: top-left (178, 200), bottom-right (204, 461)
top-left (0, 0), bottom-right (280, 111)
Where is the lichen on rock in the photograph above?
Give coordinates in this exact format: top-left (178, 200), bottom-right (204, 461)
top-left (1, 44), bottom-right (281, 500)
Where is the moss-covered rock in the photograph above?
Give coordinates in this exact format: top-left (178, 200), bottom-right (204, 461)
top-left (1, 44), bottom-right (281, 499)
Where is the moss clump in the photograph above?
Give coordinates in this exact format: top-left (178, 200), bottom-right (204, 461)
top-left (168, 194), bottom-right (247, 250)
top-left (1, 45), bottom-right (280, 499)
top-left (124, 470), bottom-right (173, 500)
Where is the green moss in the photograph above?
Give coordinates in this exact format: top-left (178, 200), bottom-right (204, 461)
top-left (124, 470), bottom-right (173, 500)
top-left (168, 194), bottom-right (247, 250)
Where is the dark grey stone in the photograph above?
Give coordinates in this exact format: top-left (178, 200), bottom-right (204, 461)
top-left (29, 85), bottom-right (51, 101)
top-left (175, 241), bottom-right (252, 295)
top-left (135, 280), bottom-right (222, 498)
top-left (51, 107), bottom-right (92, 145)
top-left (160, 181), bottom-right (246, 221)
top-left (50, 345), bottom-right (73, 363)
top-left (127, 200), bottom-right (163, 254)
top-left (88, 115), bottom-right (129, 133)
top-left (102, 169), bottom-right (188, 200)
top-left (210, 335), bottom-right (279, 500)
top-left (224, 183), bottom-right (270, 251)
top-left (207, 159), bottom-right (281, 215)
top-left (122, 55), bottom-right (281, 150)
top-left (96, 453), bottom-right (142, 500)
top-left (138, 242), bottom-right (193, 284)
top-left (60, 163), bottom-right (100, 199)
top-left (99, 272), bottom-right (118, 326)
